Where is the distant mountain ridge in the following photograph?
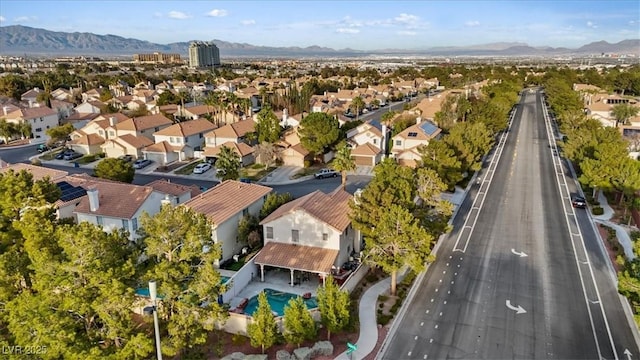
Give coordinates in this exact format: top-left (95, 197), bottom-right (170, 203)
top-left (1, 25), bottom-right (638, 57)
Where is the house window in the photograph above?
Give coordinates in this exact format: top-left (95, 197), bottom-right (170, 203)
top-left (373, 138), bottom-right (377, 145)
top-left (132, 218), bottom-right (138, 231)
top-left (322, 233), bottom-right (328, 241)
top-left (40, 118), bottom-right (43, 122)
top-left (35, 128), bottom-right (42, 132)
top-left (292, 229), bottom-right (299, 243)
top-left (155, 127), bottom-right (160, 132)
top-left (199, 133), bottom-right (203, 138)
top-left (395, 140), bottom-right (402, 146)
top-left (266, 226), bottom-right (273, 239)
top-left (242, 208), bottom-right (249, 216)
top-left (122, 219), bottom-right (129, 229)
top-left (169, 137), bottom-right (174, 143)
top-left (99, 130), bottom-right (104, 135)
top-left (109, 131), bottom-right (115, 137)
top-left (96, 216), bottom-right (103, 225)
top-left (185, 136), bottom-right (189, 143)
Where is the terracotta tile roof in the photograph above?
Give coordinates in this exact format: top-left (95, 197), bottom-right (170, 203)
top-left (351, 142), bottom-right (381, 156)
top-left (95, 112), bottom-right (130, 124)
top-left (21, 88), bottom-right (42, 98)
top-left (208, 119), bottom-right (256, 139)
top-left (116, 114), bottom-right (172, 132)
top-left (64, 112), bottom-right (100, 122)
top-left (260, 188), bottom-right (352, 232)
top-left (154, 119), bottom-right (216, 137)
top-left (5, 106), bottom-right (57, 120)
top-left (144, 140), bottom-right (177, 153)
top-left (68, 132), bottom-right (105, 146)
top-left (395, 121), bottom-right (441, 141)
top-left (289, 143), bottom-right (309, 156)
top-left (112, 134), bottom-right (154, 149)
top-left (254, 242), bottom-right (339, 274)
top-left (146, 179), bottom-right (201, 197)
top-left (203, 141), bottom-right (255, 157)
top-left (73, 178), bottom-right (155, 219)
top-left (184, 180), bottom-right (272, 225)
top-left (0, 163), bottom-right (68, 182)
top-left (183, 105), bottom-right (212, 116)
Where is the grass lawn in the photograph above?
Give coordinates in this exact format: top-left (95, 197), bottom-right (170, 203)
top-left (239, 164), bottom-right (276, 181)
top-left (175, 160), bottom-right (205, 175)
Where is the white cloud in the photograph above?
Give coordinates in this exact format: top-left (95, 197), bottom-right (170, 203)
top-left (586, 21), bottom-right (597, 28)
top-left (14, 16), bottom-right (37, 22)
top-left (394, 13), bottom-right (419, 25)
top-left (397, 30), bottom-right (417, 36)
top-left (241, 19), bottom-right (256, 26)
top-left (629, 20), bottom-right (637, 26)
top-left (207, 9), bottom-right (228, 17)
top-left (336, 28), bottom-right (360, 34)
top-left (0, 16), bottom-right (5, 23)
top-left (153, 12), bottom-right (163, 18)
top-left (465, 20), bottom-right (480, 27)
top-left (168, 11), bottom-right (191, 20)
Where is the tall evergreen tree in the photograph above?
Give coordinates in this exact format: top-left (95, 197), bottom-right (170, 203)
top-left (316, 275), bottom-right (350, 340)
top-left (247, 291), bottom-right (278, 354)
top-left (283, 296), bottom-right (316, 348)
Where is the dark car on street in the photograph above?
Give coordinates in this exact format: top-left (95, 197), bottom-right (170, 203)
top-left (55, 148), bottom-right (75, 160)
top-left (572, 196), bottom-right (587, 208)
top-left (63, 152), bottom-right (82, 161)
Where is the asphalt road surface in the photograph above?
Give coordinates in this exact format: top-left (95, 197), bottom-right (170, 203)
top-left (380, 89), bottom-right (639, 360)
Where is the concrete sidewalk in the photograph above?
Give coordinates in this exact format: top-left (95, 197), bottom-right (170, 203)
top-left (592, 191), bottom-right (637, 260)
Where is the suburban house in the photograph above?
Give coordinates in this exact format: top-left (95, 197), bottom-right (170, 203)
top-left (204, 119), bottom-right (256, 147)
top-left (143, 118), bottom-right (216, 165)
top-left (0, 162), bottom-right (68, 182)
top-left (146, 179), bottom-right (202, 205)
top-left (74, 100), bottom-right (104, 114)
top-left (2, 106), bottom-right (59, 141)
top-left (583, 93), bottom-right (639, 127)
top-left (277, 129), bottom-right (312, 167)
top-left (101, 135), bottom-right (154, 159)
top-left (390, 120), bottom-right (442, 167)
top-left (71, 176), bottom-right (170, 240)
top-left (346, 119), bottom-right (387, 166)
top-left (203, 142), bottom-right (256, 167)
top-left (68, 114), bottom-right (128, 155)
top-left (255, 187), bottom-right (360, 285)
top-left (183, 180), bottom-right (272, 263)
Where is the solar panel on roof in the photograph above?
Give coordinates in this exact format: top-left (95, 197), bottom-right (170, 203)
top-left (419, 122), bottom-right (439, 136)
top-left (57, 181), bottom-right (87, 202)
top-left (408, 132), bottom-right (418, 137)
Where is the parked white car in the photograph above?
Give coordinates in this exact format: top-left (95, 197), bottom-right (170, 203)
top-left (193, 162), bottom-right (212, 174)
top-left (314, 168), bottom-right (339, 179)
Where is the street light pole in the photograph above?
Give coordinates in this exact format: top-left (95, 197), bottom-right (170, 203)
top-left (149, 281), bottom-right (163, 360)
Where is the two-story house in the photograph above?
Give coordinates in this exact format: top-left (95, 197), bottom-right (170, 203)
top-left (143, 119), bottom-right (216, 165)
top-left (68, 114), bottom-right (129, 155)
top-left (73, 177), bottom-right (168, 241)
top-left (203, 119), bottom-right (256, 166)
top-left (255, 187), bottom-right (359, 285)
top-left (183, 180), bottom-right (272, 263)
top-left (3, 106), bottom-right (59, 141)
top-left (390, 120), bottom-right (442, 168)
top-left (101, 114), bottom-right (173, 159)
top-left (346, 119), bottom-right (387, 166)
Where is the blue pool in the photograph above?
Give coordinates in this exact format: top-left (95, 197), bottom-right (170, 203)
top-left (243, 288), bottom-right (318, 317)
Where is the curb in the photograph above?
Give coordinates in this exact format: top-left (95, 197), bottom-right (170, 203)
top-left (0, 141), bottom-right (43, 150)
top-left (257, 175), bottom-right (314, 186)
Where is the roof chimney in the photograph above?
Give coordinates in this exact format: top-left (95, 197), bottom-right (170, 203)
top-left (28, 99), bottom-right (33, 108)
top-left (109, 117), bottom-right (117, 126)
top-left (87, 188), bottom-right (99, 212)
top-left (3, 106), bottom-right (7, 116)
top-left (416, 117), bottom-right (422, 124)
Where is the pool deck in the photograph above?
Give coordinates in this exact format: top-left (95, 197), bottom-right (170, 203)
top-left (228, 268), bottom-right (321, 309)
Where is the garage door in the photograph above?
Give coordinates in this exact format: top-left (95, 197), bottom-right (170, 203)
top-left (353, 155), bottom-right (373, 166)
top-left (144, 153), bottom-right (166, 165)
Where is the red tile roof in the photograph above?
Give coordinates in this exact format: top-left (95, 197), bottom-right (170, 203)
top-left (254, 242), bottom-right (338, 274)
top-left (184, 180), bottom-right (272, 225)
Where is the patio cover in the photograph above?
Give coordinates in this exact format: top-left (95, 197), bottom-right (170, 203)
top-left (254, 242), bottom-right (339, 275)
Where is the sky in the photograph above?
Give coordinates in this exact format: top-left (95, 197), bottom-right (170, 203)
top-left (1, 0), bottom-right (639, 50)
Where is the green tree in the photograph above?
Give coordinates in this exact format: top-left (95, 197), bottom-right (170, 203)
top-left (260, 192), bottom-right (294, 220)
top-left (17, 121), bottom-right (32, 139)
top-left (0, 119), bottom-right (17, 142)
top-left (139, 204), bottom-right (227, 357)
top-left (94, 158), bottom-right (135, 183)
top-left (434, 94), bottom-right (458, 131)
top-left (45, 123), bottom-right (75, 145)
top-left (282, 296), bottom-right (317, 347)
top-left (611, 103), bottom-right (640, 127)
top-left (350, 96), bottom-right (365, 122)
top-left (256, 105), bottom-right (281, 143)
top-left (299, 112), bottom-right (340, 157)
top-left (611, 157), bottom-right (640, 206)
top-left (332, 144), bottom-right (356, 189)
top-left (418, 140), bottom-right (464, 190)
top-left (247, 291), bottom-right (278, 354)
top-left (237, 215), bottom-right (260, 248)
top-left (216, 145), bottom-right (241, 181)
top-left (444, 121), bottom-right (493, 173)
top-left (254, 142), bottom-right (277, 168)
top-left (316, 275), bottom-right (350, 340)
top-left (364, 204), bottom-right (433, 295)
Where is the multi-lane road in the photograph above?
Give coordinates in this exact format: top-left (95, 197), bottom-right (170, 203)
top-left (380, 89), bottom-right (639, 359)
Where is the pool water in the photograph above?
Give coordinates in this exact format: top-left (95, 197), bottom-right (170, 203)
top-left (243, 288), bottom-right (318, 317)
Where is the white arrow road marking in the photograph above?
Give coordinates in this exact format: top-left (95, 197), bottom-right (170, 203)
top-left (624, 348), bottom-right (632, 360)
top-left (511, 249), bottom-right (528, 257)
top-left (506, 300), bottom-right (527, 314)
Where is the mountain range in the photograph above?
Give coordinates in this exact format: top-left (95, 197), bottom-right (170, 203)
top-left (1, 25), bottom-right (639, 58)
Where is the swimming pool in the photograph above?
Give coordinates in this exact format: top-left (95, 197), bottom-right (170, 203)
top-left (243, 288), bottom-right (318, 317)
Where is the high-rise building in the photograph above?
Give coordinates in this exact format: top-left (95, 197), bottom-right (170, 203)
top-left (188, 41), bottom-right (220, 69)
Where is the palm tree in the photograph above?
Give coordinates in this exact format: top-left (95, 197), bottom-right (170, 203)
top-left (611, 103), bottom-right (639, 127)
top-left (332, 144), bottom-right (356, 189)
top-left (17, 121), bottom-right (32, 140)
top-left (351, 96), bottom-right (365, 122)
top-left (216, 145), bottom-right (241, 181)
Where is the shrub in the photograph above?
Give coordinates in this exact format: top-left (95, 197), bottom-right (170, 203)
top-left (377, 314), bottom-right (392, 326)
top-left (304, 160), bottom-right (312, 168)
top-left (231, 333), bottom-right (247, 346)
top-left (30, 158), bottom-right (41, 166)
top-left (378, 295), bottom-right (389, 302)
top-left (592, 206), bottom-right (604, 215)
top-left (366, 273), bottom-right (379, 283)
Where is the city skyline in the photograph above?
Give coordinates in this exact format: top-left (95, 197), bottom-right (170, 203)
top-left (1, 0), bottom-right (639, 51)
